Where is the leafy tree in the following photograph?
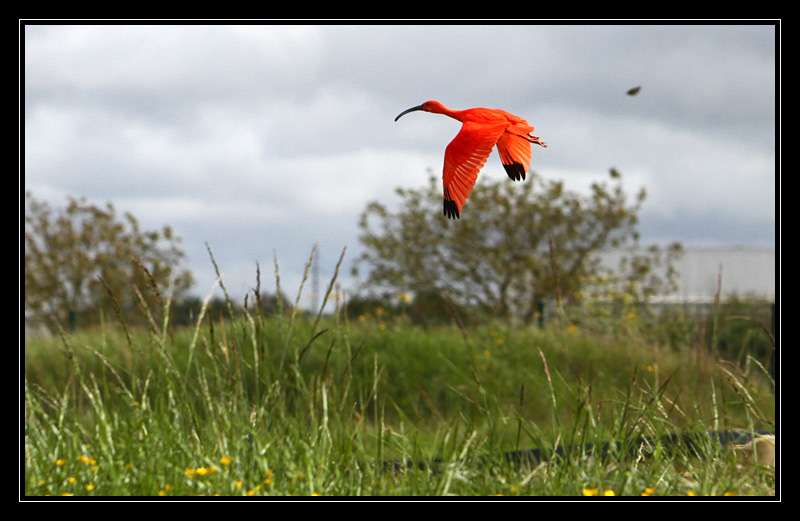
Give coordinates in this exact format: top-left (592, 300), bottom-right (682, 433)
top-left (25, 192), bottom-right (194, 331)
top-left (353, 170), bottom-right (682, 324)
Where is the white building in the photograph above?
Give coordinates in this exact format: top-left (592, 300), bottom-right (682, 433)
top-left (601, 247), bottom-right (776, 303)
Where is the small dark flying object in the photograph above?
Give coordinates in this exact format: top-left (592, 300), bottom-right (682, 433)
top-left (627, 86), bottom-right (642, 96)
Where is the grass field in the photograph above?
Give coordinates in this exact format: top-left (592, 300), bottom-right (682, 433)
top-left (23, 267), bottom-right (776, 497)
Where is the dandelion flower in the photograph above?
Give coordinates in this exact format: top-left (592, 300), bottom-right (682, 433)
top-left (687, 490), bottom-right (697, 496)
top-left (55, 458), bottom-right (66, 467)
top-left (220, 455), bottom-right (232, 466)
top-left (78, 455), bottom-right (97, 466)
top-left (641, 487), bottom-right (656, 496)
top-left (233, 480), bottom-right (244, 490)
top-left (603, 490), bottom-right (615, 496)
top-left (723, 491), bottom-right (736, 496)
top-left (66, 476), bottom-right (77, 485)
top-left (566, 324), bottom-right (579, 335)
top-left (184, 467), bottom-right (196, 478)
top-left (311, 491), bottom-right (321, 496)
top-left (195, 467), bottom-right (212, 477)
top-left (61, 492), bottom-right (74, 496)
top-left (158, 490), bottom-right (167, 496)
top-left (582, 488), bottom-right (599, 496)
top-left (85, 483), bottom-right (96, 492)
top-left (264, 469), bottom-right (274, 487)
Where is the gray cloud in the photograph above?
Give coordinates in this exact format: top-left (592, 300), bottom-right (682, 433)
top-left (24, 24), bottom-right (776, 301)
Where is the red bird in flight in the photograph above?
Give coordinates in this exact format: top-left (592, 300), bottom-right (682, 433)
top-left (395, 100), bottom-right (547, 219)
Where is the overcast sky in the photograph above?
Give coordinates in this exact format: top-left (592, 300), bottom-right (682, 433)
top-left (24, 24), bottom-right (776, 303)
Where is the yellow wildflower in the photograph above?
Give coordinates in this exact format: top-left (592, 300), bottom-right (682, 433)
top-left (603, 490), bottom-right (616, 496)
top-left (220, 455), bottom-right (232, 466)
top-left (158, 490), bottom-right (167, 496)
top-left (164, 484), bottom-right (173, 492)
top-left (194, 467), bottom-right (213, 477)
top-left (246, 487), bottom-right (259, 496)
top-left (582, 488), bottom-right (599, 496)
top-left (311, 491), bottom-right (321, 496)
top-left (78, 454), bottom-right (97, 466)
top-left (61, 492), bottom-right (74, 496)
top-left (566, 324), bottom-right (579, 335)
top-left (66, 476), bottom-right (77, 485)
top-left (55, 458), bottom-right (66, 467)
top-left (641, 487), bottom-right (656, 496)
top-left (687, 490), bottom-right (697, 496)
top-left (233, 480), bottom-right (244, 490)
top-left (264, 469), bottom-right (274, 487)
top-left (184, 467), bottom-right (196, 478)
top-left (85, 483), bottom-right (96, 492)
top-left (723, 491), bottom-right (736, 496)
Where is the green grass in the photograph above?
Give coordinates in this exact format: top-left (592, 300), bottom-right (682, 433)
top-left (24, 272), bottom-right (775, 497)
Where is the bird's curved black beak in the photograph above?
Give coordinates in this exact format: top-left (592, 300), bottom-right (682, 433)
top-left (394, 104), bottom-right (425, 122)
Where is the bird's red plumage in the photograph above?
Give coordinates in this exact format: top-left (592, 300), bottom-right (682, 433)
top-left (395, 100), bottom-right (547, 219)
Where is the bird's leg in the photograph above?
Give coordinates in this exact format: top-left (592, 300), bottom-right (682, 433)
top-left (530, 135), bottom-right (548, 148)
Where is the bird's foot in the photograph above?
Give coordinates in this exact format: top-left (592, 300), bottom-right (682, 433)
top-left (531, 135), bottom-right (548, 148)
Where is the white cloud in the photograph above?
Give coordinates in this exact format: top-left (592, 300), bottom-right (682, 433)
top-left (24, 24), bottom-right (776, 301)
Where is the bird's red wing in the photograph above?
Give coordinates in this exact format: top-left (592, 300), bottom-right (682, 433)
top-left (496, 132), bottom-right (532, 182)
top-left (442, 121), bottom-right (508, 219)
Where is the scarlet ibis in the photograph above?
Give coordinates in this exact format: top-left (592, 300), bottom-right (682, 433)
top-left (395, 100), bottom-right (547, 219)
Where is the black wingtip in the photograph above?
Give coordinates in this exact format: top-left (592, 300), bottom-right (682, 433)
top-left (503, 162), bottom-right (527, 181)
top-left (443, 199), bottom-right (460, 220)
